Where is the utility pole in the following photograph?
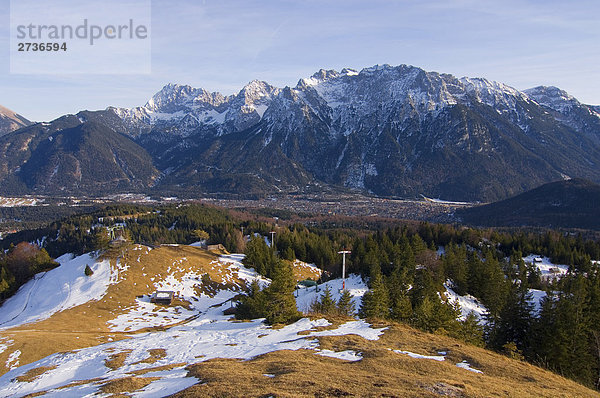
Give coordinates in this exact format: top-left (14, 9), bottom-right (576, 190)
top-left (270, 231), bottom-right (276, 250)
top-left (338, 250), bottom-right (351, 291)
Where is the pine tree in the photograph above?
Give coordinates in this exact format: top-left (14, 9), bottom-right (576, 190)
top-left (531, 274), bottom-right (595, 386)
top-left (458, 312), bottom-right (484, 347)
top-left (243, 235), bottom-right (276, 278)
top-left (263, 259), bottom-right (301, 325)
top-left (479, 251), bottom-right (508, 320)
top-left (412, 296), bottom-right (461, 335)
top-left (311, 285), bottom-right (336, 314)
top-left (359, 264), bottom-right (390, 319)
top-left (0, 265), bottom-right (15, 299)
top-left (488, 279), bottom-right (534, 352)
top-left (91, 228), bottom-right (111, 251)
top-left (388, 265), bottom-right (413, 322)
top-left (390, 293), bottom-right (412, 322)
top-left (337, 289), bottom-right (355, 317)
top-left (235, 280), bottom-right (267, 320)
top-left (444, 243), bottom-right (469, 295)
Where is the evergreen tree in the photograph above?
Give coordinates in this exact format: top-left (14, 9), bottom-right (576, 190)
top-left (531, 274), bottom-right (596, 387)
top-left (478, 251), bottom-right (508, 320)
top-left (235, 280), bottom-right (267, 320)
top-left (388, 265), bottom-right (413, 322)
top-left (359, 264), bottom-right (390, 319)
top-left (311, 285), bottom-right (337, 314)
top-left (488, 280), bottom-right (534, 352)
top-left (390, 293), bottom-right (413, 322)
top-left (412, 295), bottom-right (461, 335)
top-left (262, 259), bottom-right (301, 325)
top-left (337, 289), bottom-right (355, 317)
top-left (91, 227), bottom-right (111, 251)
top-left (458, 312), bottom-right (484, 347)
top-left (0, 265), bottom-right (15, 300)
top-left (444, 243), bottom-right (469, 295)
top-left (243, 235), bottom-right (277, 278)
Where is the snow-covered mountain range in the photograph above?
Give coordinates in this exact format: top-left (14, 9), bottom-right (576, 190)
top-left (1, 64), bottom-right (600, 200)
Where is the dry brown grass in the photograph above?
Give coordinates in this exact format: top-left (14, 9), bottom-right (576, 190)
top-left (133, 348), bottom-right (167, 365)
top-left (289, 259), bottom-right (322, 282)
top-left (22, 391), bottom-right (48, 397)
top-left (54, 377), bottom-right (106, 390)
top-left (104, 350), bottom-right (133, 370)
top-left (175, 322), bottom-right (600, 398)
top-left (14, 366), bottom-right (57, 383)
top-left (99, 376), bottom-right (159, 395)
top-left (0, 243), bottom-right (332, 377)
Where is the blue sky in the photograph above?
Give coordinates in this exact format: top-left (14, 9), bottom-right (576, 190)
top-left (1, 0), bottom-right (599, 121)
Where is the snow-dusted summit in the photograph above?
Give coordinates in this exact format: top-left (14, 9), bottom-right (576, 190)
top-left (113, 80), bottom-right (280, 136)
top-left (2, 64), bottom-right (600, 201)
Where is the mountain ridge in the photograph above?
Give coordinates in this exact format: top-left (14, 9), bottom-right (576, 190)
top-left (2, 64), bottom-right (600, 200)
top-left (457, 178), bottom-right (600, 229)
top-left (0, 105), bottom-right (31, 137)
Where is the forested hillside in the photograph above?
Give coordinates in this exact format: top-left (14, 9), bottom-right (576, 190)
top-left (1, 203), bottom-right (599, 389)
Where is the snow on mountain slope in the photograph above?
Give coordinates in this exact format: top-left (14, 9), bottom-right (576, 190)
top-left (524, 86), bottom-right (579, 113)
top-left (0, 253), bottom-right (111, 330)
top-left (0, 315), bottom-right (386, 397)
top-left (0, 244), bottom-right (392, 397)
top-left (523, 254), bottom-right (569, 280)
top-left (113, 80), bottom-right (280, 137)
top-left (0, 249), bottom-right (385, 398)
top-left (443, 283), bottom-right (488, 321)
top-left (295, 274), bottom-right (367, 313)
top-left (112, 64), bottom-right (539, 140)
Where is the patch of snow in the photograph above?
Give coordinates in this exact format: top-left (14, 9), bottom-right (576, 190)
top-left (444, 282), bottom-right (487, 321)
top-left (393, 350), bottom-right (445, 361)
top-left (456, 360), bottom-right (483, 374)
top-left (0, 338), bottom-right (13, 355)
top-left (523, 255), bottom-right (569, 280)
top-left (295, 274), bottom-right (367, 313)
top-left (0, 317), bottom-right (386, 397)
top-left (136, 367), bottom-right (198, 397)
top-left (254, 104), bottom-right (268, 118)
top-left (315, 349), bottom-right (362, 361)
top-left (5, 350), bottom-right (21, 370)
top-left (0, 254), bottom-right (111, 329)
top-left (528, 289), bottom-right (547, 314)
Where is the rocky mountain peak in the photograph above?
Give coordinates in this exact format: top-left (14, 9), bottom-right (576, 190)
top-left (524, 85), bottom-right (579, 112)
top-left (0, 105), bottom-right (32, 136)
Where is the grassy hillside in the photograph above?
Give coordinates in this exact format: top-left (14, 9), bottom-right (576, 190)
top-left (0, 244), bottom-right (241, 376)
top-left (0, 244), bottom-right (598, 397)
top-left (177, 321), bottom-right (600, 398)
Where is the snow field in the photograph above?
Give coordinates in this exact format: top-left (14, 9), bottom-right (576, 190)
top-left (295, 274), bottom-right (368, 313)
top-left (523, 254), bottom-right (569, 279)
top-left (0, 253), bottom-right (111, 330)
top-left (0, 313), bottom-right (386, 397)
